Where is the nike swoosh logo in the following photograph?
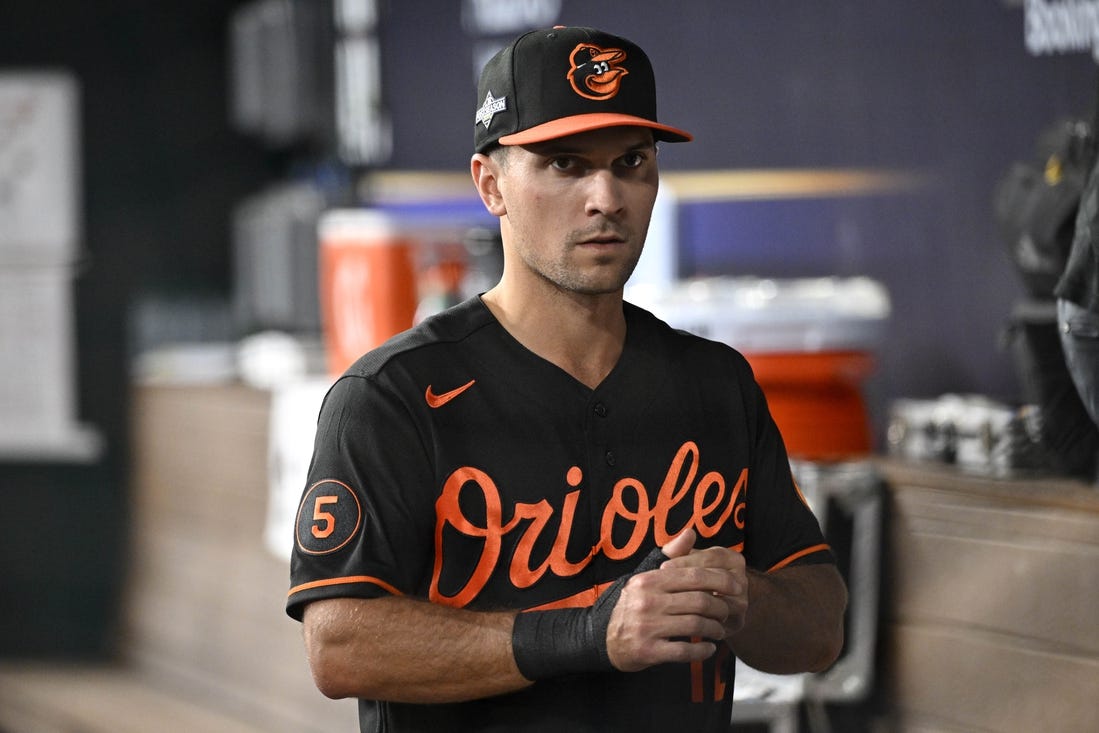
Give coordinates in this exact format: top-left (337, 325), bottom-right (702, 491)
top-left (425, 379), bottom-right (476, 408)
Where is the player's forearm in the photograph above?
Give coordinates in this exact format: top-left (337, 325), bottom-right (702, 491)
top-left (303, 595), bottom-right (532, 703)
top-left (726, 563), bottom-right (847, 674)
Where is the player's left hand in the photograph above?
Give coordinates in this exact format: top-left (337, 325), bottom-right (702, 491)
top-left (659, 529), bottom-right (750, 639)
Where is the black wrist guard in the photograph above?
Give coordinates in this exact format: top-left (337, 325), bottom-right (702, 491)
top-left (511, 546), bottom-right (668, 680)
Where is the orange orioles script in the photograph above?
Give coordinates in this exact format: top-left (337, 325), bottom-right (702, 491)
top-left (430, 441), bottom-right (747, 608)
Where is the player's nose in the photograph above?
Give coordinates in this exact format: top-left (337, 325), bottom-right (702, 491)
top-left (584, 169), bottom-right (626, 218)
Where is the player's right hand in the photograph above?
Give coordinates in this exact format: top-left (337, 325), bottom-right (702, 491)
top-left (604, 529), bottom-right (740, 672)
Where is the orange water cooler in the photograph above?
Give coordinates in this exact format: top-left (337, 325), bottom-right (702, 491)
top-left (318, 210), bottom-right (420, 376)
top-left (628, 277), bottom-right (890, 461)
top-left (745, 350), bottom-right (877, 460)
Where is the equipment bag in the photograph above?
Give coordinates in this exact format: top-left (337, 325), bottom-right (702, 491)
top-left (993, 118), bottom-right (1095, 298)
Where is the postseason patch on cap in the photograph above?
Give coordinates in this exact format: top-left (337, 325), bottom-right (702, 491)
top-left (475, 91), bottom-right (508, 130)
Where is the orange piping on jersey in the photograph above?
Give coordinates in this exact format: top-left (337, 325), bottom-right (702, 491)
top-left (690, 648), bottom-right (705, 702)
top-left (791, 473), bottom-right (812, 509)
top-left (288, 575), bottom-right (404, 598)
top-left (766, 544), bottom-right (831, 572)
top-left (521, 583), bottom-right (609, 611)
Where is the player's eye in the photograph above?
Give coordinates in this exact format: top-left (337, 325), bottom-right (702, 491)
top-left (549, 156), bottom-right (578, 171)
top-left (619, 151), bottom-right (646, 168)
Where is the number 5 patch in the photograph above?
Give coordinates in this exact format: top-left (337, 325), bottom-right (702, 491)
top-left (295, 479), bottom-right (363, 555)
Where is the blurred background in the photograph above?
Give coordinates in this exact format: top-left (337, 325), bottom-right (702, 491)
top-left (1, 1), bottom-right (1098, 732)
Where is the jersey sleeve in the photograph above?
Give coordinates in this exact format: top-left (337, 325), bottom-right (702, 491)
top-left (286, 374), bottom-right (435, 621)
top-left (737, 365), bottom-right (834, 573)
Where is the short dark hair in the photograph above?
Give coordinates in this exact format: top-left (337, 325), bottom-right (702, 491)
top-left (485, 143), bottom-right (509, 167)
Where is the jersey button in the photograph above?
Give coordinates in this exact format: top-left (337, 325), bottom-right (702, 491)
top-left (594, 402), bottom-right (608, 418)
top-left (605, 450), bottom-right (616, 466)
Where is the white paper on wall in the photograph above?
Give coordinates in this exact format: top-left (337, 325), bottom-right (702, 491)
top-left (0, 72), bottom-right (99, 461)
top-left (0, 72), bottom-right (80, 257)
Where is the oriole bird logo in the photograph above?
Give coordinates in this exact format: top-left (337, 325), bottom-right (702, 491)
top-left (567, 43), bottom-right (628, 100)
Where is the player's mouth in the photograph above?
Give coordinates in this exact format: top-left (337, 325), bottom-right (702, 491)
top-left (575, 230), bottom-right (628, 247)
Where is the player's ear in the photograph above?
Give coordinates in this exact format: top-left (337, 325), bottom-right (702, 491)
top-left (471, 152), bottom-right (507, 217)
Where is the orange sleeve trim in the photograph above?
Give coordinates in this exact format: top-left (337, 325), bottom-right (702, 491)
top-left (766, 543), bottom-right (831, 572)
top-left (288, 575), bottom-right (403, 598)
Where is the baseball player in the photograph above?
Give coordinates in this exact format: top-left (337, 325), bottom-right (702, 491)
top-left (288, 25), bottom-right (847, 733)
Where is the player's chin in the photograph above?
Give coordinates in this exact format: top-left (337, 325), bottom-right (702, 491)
top-left (570, 264), bottom-right (638, 295)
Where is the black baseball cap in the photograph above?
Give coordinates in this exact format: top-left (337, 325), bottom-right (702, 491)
top-left (473, 26), bottom-right (693, 153)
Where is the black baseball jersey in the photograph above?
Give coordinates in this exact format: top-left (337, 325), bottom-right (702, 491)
top-left (287, 296), bottom-right (833, 733)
